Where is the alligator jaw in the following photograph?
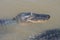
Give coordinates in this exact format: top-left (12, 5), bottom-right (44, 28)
top-left (26, 13), bottom-right (50, 23)
top-left (26, 20), bottom-right (48, 23)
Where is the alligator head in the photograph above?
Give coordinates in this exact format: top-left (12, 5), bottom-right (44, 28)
top-left (15, 12), bottom-right (50, 23)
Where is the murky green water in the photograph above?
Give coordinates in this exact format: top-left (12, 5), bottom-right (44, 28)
top-left (0, 0), bottom-right (60, 40)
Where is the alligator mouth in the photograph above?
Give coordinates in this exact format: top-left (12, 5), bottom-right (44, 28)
top-left (25, 12), bottom-right (50, 23)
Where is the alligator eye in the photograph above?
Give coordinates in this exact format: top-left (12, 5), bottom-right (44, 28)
top-left (12, 18), bottom-right (16, 20)
top-left (29, 29), bottom-right (60, 40)
top-left (47, 15), bottom-right (50, 19)
top-left (21, 12), bottom-right (31, 16)
top-left (25, 12), bottom-right (31, 15)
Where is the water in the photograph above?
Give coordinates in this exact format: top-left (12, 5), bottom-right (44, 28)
top-left (0, 0), bottom-right (60, 40)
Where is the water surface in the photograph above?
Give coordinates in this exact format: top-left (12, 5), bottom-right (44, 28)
top-left (0, 0), bottom-right (60, 40)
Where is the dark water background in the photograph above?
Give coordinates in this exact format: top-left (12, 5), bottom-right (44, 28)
top-left (0, 0), bottom-right (60, 40)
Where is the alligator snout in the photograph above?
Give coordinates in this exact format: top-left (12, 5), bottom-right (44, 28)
top-left (30, 13), bottom-right (50, 20)
top-left (15, 12), bottom-right (50, 23)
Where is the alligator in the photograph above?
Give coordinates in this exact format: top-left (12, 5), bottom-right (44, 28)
top-left (0, 12), bottom-right (50, 26)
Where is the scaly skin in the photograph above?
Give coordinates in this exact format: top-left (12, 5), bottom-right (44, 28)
top-left (29, 29), bottom-right (60, 40)
top-left (0, 19), bottom-right (17, 26)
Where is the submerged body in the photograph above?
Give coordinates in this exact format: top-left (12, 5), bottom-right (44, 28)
top-left (0, 19), bottom-right (17, 26)
top-left (29, 29), bottom-right (60, 40)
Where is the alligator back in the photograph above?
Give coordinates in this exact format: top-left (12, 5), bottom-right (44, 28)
top-left (0, 18), bottom-right (17, 26)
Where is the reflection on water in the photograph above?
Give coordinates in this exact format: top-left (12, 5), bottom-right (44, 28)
top-left (0, 0), bottom-right (60, 40)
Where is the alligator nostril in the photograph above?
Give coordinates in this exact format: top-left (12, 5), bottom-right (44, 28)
top-left (12, 18), bottom-right (16, 20)
top-left (47, 15), bottom-right (50, 19)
